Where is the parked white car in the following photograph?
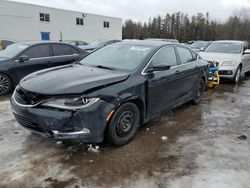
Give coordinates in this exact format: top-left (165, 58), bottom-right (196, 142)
top-left (199, 40), bottom-right (250, 83)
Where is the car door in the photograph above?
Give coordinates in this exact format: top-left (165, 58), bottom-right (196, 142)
top-left (15, 44), bottom-right (52, 81)
top-left (147, 46), bottom-right (182, 117)
top-left (175, 46), bottom-right (200, 99)
top-left (242, 43), bottom-right (250, 73)
top-left (51, 44), bottom-right (80, 67)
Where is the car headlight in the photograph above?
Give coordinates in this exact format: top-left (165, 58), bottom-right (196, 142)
top-left (222, 61), bottom-right (237, 66)
top-left (41, 97), bottom-right (99, 110)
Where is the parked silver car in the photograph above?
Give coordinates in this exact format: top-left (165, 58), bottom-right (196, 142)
top-left (199, 40), bottom-right (250, 83)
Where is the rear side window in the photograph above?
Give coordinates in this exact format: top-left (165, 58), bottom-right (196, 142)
top-left (52, 44), bottom-right (78, 56)
top-left (176, 47), bottom-right (194, 64)
top-left (152, 47), bottom-right (177, 67)
top-left (22, 45), bottom-right (50, 58)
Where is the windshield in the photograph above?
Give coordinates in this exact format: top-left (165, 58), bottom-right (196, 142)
top-left (79, 44), bottom-right (153, 71)
top-left (88, 39), bottom-right (106, 46)
top-left (0, 43), bottom-right (29, 58)
top-left (205, 42), bottom-right (242, 53)
top-left (190, 42), bottom-right (208, 49)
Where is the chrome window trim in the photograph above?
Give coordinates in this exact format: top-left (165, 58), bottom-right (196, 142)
top-left (141, 46), bottom-right (198, 75)
top-left (15, 54), bottom-right (79, 62)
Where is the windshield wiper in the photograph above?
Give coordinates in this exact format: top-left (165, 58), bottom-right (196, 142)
top-left (95, 65), bottom-right (116, 71)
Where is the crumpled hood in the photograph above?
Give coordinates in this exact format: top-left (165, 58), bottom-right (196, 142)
top-left (199, 52), bottom-right (242, 64)
top-left (20, 64), bottom-right (130, 95)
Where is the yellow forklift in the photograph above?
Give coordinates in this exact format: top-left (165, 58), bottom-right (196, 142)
top-left (207, 60), bottom-right (220, 88)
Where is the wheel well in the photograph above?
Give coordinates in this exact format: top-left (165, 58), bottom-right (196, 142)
top-left (239, 63), bottom-right (242, 70)
top-left (124, 98), bottom-right (145, 125)
top-left (201, 76), bottom-right (206, 83)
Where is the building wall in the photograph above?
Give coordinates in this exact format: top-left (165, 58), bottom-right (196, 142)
top-left (0, 0), bottom-right (122, 42)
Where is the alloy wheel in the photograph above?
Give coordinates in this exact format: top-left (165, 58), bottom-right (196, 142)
top-left (0, 75), bottom-right (10, 95)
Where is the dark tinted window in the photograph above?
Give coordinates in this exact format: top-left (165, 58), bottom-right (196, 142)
top-left (152, 47), bottom-right (177, 67)
top-left (176, 47), bottom-right (194, 64)
top-left (22, 45), bottom-right (50, 58)
top-left (104, 21), bottom-right (110, 28)
top-left (76, 18), bottom-right (84, 25)
top-left (52, 44), bottom-right (78, 56)
top-left (40, 13), bottom-right (50, 22)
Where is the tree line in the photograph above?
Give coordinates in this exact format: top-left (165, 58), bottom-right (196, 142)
top-left (122, 8), bottom-right (250, 42)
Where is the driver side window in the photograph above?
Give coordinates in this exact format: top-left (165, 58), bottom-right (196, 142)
top-left (152, 47), bottom-right (177, 67)
top-left (22, 45), bottom-right (50, 59)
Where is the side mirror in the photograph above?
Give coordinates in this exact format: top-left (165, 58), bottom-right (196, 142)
top-left (16, 55), bottom-right (30, 62)
top-left (146, 65), bottom-right (171, 74)
top-left (244, 49), bottom-right (250, 55)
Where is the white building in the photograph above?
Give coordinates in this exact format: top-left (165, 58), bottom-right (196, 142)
top-left (0, 0), bottom-right (122, 42)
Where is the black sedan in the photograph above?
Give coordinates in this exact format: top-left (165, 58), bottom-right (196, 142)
top-left (11, 41), bottom-right (208, 146)
top-left (0, 41), bottom-right (88, 95)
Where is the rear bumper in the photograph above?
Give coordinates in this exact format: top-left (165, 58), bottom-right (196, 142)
top-left (11, 96), bottom-right (115, 143)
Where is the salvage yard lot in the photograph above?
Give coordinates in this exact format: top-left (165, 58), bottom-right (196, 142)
top-left (0, 80), bottom-right (250, 188)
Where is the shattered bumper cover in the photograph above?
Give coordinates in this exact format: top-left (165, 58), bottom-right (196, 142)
top-left (11, 97), bottom-right (115, 143)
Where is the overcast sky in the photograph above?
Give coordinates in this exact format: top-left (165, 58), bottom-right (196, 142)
top-left (11, 0), bottom-right (250, 22)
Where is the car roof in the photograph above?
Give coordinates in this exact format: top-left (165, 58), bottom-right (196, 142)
top-left (214, 40), bottom-right (245, 44)
top-left (145, 38), bottom-right (179, 42)
top-left (19, 41), bottom-right (66, 46)
top-left (118, 40), bottom-right (177, 47)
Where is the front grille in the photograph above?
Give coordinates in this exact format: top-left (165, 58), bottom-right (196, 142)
top-left (14, 113), bottom-right (46, 133)
top-left (15, 86), bottom-right (46, 105)
top-left (219, 70), bottom-right (233, 75)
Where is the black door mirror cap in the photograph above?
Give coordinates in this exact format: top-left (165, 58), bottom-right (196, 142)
top-left (17, 55), bottom-right (30, 62)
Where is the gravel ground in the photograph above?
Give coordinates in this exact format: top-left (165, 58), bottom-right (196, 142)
top-left (0, 79), bottom-right (250, 188)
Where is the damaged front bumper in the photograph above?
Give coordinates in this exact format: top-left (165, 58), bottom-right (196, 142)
top-left (11, 96), bottom-right (116, 143)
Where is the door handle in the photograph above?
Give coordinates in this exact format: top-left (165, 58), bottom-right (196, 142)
top-left (175, 70), bottom-right (180, 74)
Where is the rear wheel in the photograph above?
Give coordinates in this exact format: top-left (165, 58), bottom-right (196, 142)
top-left (107, 102), bottom-right (140, 146)
top-left (192, 79), bottom-right (205, 105)
top-left (0, 74), bottom-right (12, 96)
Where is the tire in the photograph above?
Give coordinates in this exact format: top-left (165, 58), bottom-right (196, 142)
top-left (107, 102), bottom-right (140, 146)
top-left (232, 66), bottom-right (241, 84)
top-left (245, 71), bottom-right (250, 77)
top-left (192, 79), bottom-right (205, 105)
top-left (0, 73), bottom-right (12, 96)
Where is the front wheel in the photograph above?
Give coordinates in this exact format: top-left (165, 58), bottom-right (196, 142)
top-left (107, 102), bottom-right (140, 146)
top-left (192, 79), bottom-right (205, 105)
top-left (232, 66), bottom-right (241, 84)
top-left (0, 74), bottom-right (12, 96)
